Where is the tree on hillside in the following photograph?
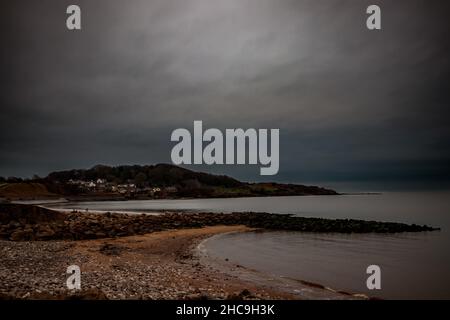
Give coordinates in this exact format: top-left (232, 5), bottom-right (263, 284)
top-left (134, 172), bottom-right (148, 187)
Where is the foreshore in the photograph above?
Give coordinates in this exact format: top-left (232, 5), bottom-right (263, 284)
top-left (0, 203), bottom-right (439, 299)
top-left (0, 203), bottom-right (438, 242)
top-left (1, 225), bottom-right (298, 299)
top-left (0, 224), bottom-right (368, 300)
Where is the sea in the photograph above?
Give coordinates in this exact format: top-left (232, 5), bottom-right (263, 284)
top-left (47, 192), bottom-right (450, 299)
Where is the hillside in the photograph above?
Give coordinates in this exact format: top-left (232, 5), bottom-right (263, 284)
top-left (47, 163), bottom-right (242, 188)
top-left (0, 164), bottom-right (338, 200)
top-left (0, 182), bottom-right (58, 200)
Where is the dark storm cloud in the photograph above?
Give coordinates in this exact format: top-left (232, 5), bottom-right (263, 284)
top-left (1, 0), bottom-right (449, 189)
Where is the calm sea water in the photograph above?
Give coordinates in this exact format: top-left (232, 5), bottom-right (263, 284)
top-left (49, 192), bottom-right (450, 299)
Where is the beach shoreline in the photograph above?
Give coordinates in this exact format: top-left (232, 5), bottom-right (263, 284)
top-left (196, 231), bottom-right (367, 300)
top-left (0, 225), bottom-right (302, 300)
top-left (0, 202), bottom-right (441, 299)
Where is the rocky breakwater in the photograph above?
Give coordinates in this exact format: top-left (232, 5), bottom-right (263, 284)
top-left (0, 203), bottom-right (439, 241)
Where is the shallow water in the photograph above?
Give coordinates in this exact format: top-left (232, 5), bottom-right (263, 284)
top-left (50, 192), bottom-right (450, 299)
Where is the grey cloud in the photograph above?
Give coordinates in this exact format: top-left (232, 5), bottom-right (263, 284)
top-left (1, 0), bottom-right (449, 190)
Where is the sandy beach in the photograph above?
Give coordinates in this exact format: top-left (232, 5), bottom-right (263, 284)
top-left (0, 222), bottom-right (367, 300)
top-left (0, 202), bottom-right (440, 299)
top-left (0, 225), bottom-right (305, 299)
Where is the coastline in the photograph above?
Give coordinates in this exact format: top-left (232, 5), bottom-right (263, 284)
top-left (196, 232), bottom-right (367, 300)
top-left (0, 225), bottom-right (297, 300)
top-left (0, 203), bottom-right (373, 300)
top-left (0, 202), bottom-right (442, 299)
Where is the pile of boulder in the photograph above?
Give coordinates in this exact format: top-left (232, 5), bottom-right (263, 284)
top-left (0, 203), bottom-right (439, 241)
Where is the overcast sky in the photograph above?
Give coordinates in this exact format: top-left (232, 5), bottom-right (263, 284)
top-left (1, 0), bottom-right (449, 190)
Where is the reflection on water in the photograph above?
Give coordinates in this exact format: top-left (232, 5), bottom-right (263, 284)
top-left (49, 192), bottom-right (450, 299)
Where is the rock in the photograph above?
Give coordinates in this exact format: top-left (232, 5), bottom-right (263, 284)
top-left (99, 243), bottom-right (123, 256)
top-left (107, 230), bottom-right (117, 237)
top-left (0, 232), bottom-right (10, 239)
top-left (35, 225), bottom-right (56, 239)
top-left (185, 293), bottom-right (209, 300)
top-left (10, 221), bottom-right (21, 228)
top-left (0, 204), bottom-right (439, 243)
top-left (10, 230), bottom-right (33, 241)
top-left (239, 289), bottom-right (251, 297)
top-left (95, 232), bottom-right (107, 238)
top-left (84, 231), bottom-right (94, 238)
top-left (36, 230), bottom-right (55, 239)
